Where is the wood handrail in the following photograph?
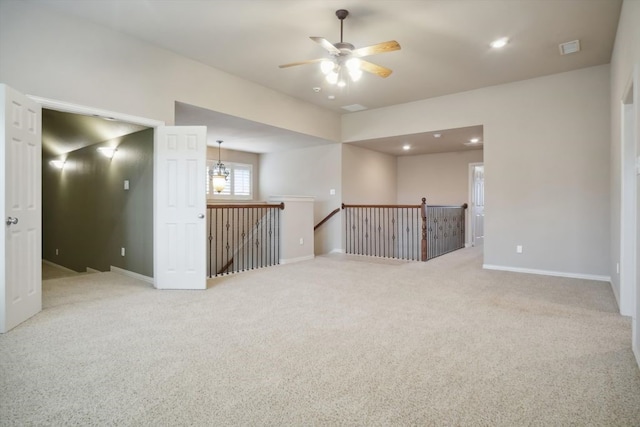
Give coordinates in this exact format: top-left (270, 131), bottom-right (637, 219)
top-left (426, 203), bottom-right (468, 209)
top-left (342, 203), bottom-right (422, 209)
top-left (207, 202), bottom-right (284, 210)
top-left (314, 208), bottom-right (341, 231)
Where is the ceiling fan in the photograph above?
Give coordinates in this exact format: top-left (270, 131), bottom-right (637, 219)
top-left (278, 9), bottom-right (401, 86)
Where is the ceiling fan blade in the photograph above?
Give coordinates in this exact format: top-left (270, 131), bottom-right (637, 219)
top-left (279, 58), bottom-right (325, 69)
top-left (359, 60), bottom-right (393, 78)
top-left (351, 40), bottom-right (401, 58)
top-left (310, 37), bottom-right (341, 55)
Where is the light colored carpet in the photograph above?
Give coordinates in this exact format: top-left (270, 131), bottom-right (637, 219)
top-left (42, 261), bottom-right (81, 281)
top-left (2, 247), bottom-right (639, 425)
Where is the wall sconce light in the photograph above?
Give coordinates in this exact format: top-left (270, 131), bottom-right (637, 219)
top-left (97, 146), bottom-right (117, 158)
top-left (49, 159), bottom-right (65, 169)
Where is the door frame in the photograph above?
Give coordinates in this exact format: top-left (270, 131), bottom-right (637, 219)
top-left (619, 64), bottom-right (640, 368)
top-left (620, 76), bottom-right (636, 319)
top-left (468, 162), bottom-right (484, 247)
top-left (28, 96), bottom-right (163, 129)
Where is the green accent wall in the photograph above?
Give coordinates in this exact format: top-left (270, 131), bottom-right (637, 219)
top-left (43, 128), bottom-right (154, 277)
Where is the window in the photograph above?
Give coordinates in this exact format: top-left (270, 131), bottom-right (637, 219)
top-left (207, 161), bottom-right (253, 200)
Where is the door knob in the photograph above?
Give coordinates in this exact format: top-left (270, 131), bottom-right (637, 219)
top-left (6, 217), bottom-right (18, 226)
top-left (198, 214), bottom-right (205, 219)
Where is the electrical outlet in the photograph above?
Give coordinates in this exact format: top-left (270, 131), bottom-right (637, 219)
top-left (55, 248), bottom-right (59, 256)
top-left (330, 189), bottom-right (336, 196)
top-left (124, 180), bottom-right (129, 190)
top-left (516, 245), bottom-right (523, 254)
top-left (299, 238), bottom-right (304, 245)
top-left (121, 247), bottom-right (126, 257)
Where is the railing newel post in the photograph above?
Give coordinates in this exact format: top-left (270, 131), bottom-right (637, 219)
top-left (421, 197), bottom-right (428, 262)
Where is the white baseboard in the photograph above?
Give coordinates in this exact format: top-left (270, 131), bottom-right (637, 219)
top-left (110, 266), bottom-right (154, 284)
top-left (42, 259), bottom-right (78, 273)
top-left (280, 255), bottom-right (315, 265)
top-left (330, 248), bottom-right (345, 254)
top-left (482, 264), bottom-right (611, 282)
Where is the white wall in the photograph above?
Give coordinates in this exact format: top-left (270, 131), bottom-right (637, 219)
top-left (259, 144), bottom-right (342, 255)
top-left (342, 144), bottom-right (397, 205)
top-left (610, 0), bottom-right (640, 365)
top-left (343, 65), bottom-right (611, 279)
top-left (397, 149), bottom-right (483, 205)
top-left (398, 149), bottom-right (483, 247)
top-left (0, 1), bottom-right (340, 142)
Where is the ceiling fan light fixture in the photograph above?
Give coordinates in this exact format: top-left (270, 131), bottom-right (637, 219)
top-left (349, 68), bottom-right (362, 82)
top-left (320, 60), bottom-right (335, 75)
top-left (346, 57), bottom-right (361, 71)
top-left (326, 71), bottom-right (339, 85)
top-left (278, 9), bottom-right (401, 86)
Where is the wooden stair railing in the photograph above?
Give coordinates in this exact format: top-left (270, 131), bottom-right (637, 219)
top-left (207, 202), bottom-right (285, 277)
top-left (423, 202), bottom-right (468, 261)
top-left (341, 198), bottom-right (468, 262)
top-left (342, 199), bottom-right (425, 261)
top-left (314, 207), bottom-right (341, 231)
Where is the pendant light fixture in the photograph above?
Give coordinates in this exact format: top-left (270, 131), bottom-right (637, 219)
top-left (210, 140), bottom-right (229, 193)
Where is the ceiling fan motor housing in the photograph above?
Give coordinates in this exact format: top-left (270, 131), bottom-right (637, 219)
top-left (334, 42), bottom-right (355, 56)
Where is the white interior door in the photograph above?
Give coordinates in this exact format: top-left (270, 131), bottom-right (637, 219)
top-left (472, 164), bottom-right (485, 247)
top-left (154, 126), bottom-right (207, 290)
top-left (0, 84), bottom-right (42, 333)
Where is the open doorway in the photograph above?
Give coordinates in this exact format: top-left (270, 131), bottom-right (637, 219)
top-left (39, 106), bottom-right (155, 283)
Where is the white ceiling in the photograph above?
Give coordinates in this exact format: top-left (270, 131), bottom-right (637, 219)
top-left (36, 0), bottom-right (621, 156)
top-left (174, 102), bottom-right (334, 154)
top-left (348, 125), bottom-right (484, 157)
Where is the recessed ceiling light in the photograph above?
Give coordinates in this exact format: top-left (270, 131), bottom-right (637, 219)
top-left (313, 87), bottom-right (321, 93)
top-left (490, 37), bottom-right (509, 49)
top-left (433, 133), bottom-right (441, 138)
top-left (402, 144), bottom-right (411, 151)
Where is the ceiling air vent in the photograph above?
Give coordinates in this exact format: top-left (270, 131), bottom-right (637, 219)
top-left (341, 104), bottom-right (368, 112)
top-left (559, 40), bottom-right (580, 55)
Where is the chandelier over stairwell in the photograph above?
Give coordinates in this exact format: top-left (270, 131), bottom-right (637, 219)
top-left (209, 140), bottom-right (229, 193)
